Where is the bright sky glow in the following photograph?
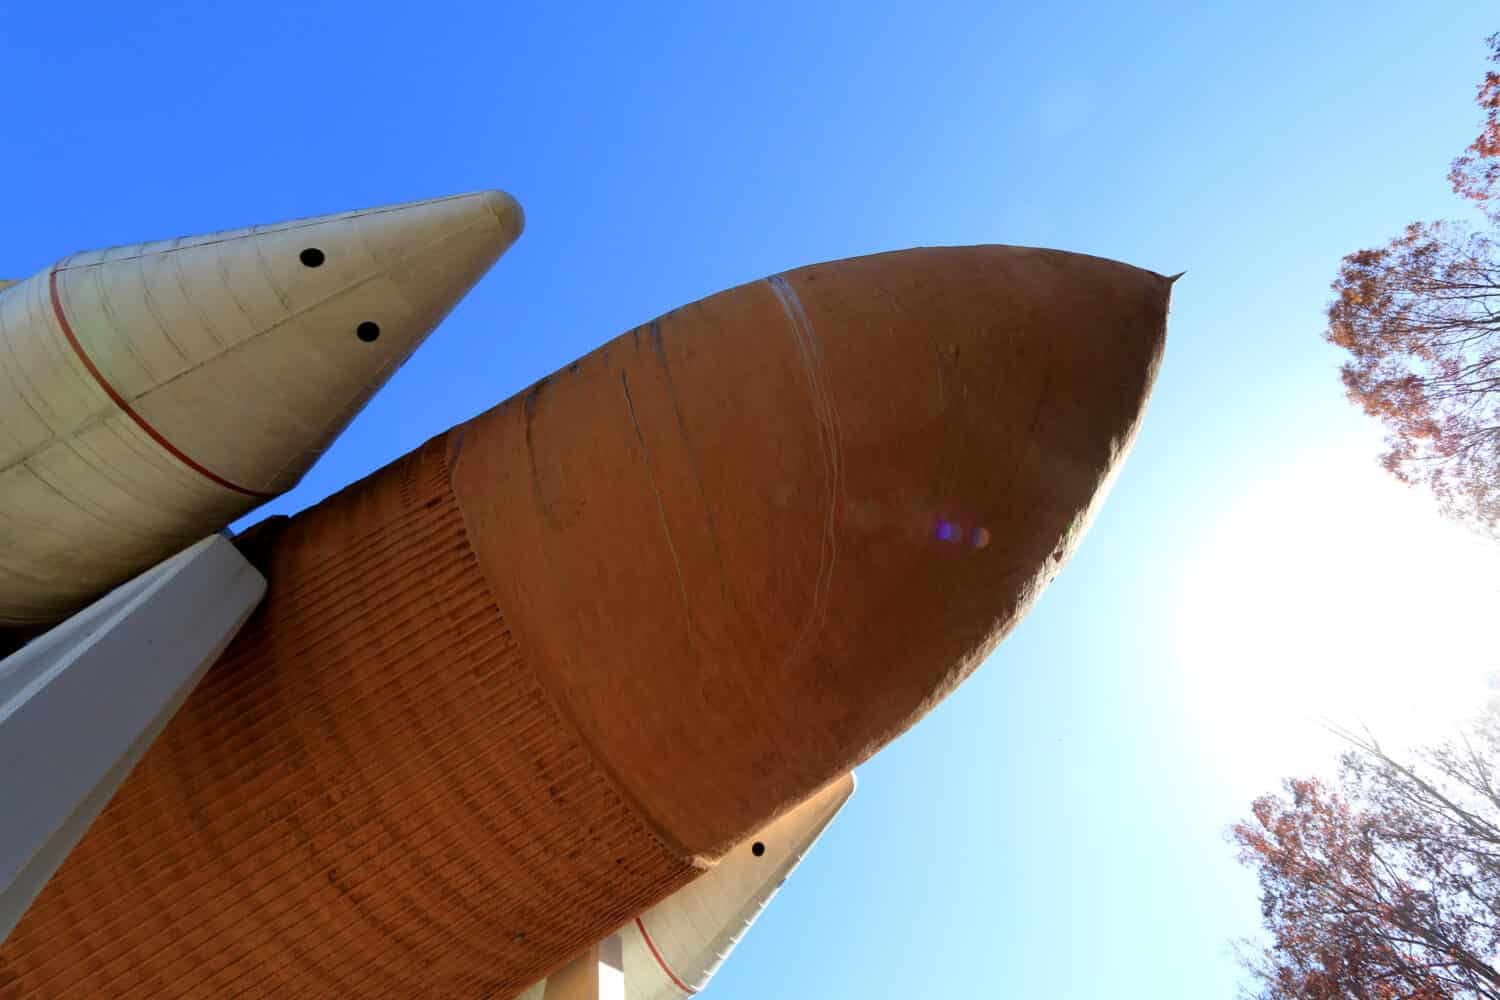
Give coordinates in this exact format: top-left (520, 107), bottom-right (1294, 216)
top-left (3, 2), bottom-right (1499, 996)
top-left (1175, 428), bottom-right (1500, 786)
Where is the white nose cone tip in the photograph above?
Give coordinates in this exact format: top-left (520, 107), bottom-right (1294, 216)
top-left (623, 773), bottom-right (856, 999)
top-left (54, 189), bottom-right (523, 496)
top-left (0, 191), bottom-right (521, 625)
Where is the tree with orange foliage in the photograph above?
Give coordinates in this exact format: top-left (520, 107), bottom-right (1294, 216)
top-left (1327, 34), bottom-right (1500, 539)
top-left (1232, 703), bottom-right (1500, 999)
top-left (1450, 35), bottom-right (1500, 219)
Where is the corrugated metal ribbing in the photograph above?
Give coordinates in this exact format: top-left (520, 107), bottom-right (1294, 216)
top-left (0, 437), bottom-right (698, 999)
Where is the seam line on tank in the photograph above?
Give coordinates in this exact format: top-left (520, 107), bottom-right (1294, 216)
top-left (766, 274), bottom-right (841, 652)
top-left (635, 916), bottom-right (699, 994)
top-left (47, 266), bottom-right (273, 499)
top-left (620, 370), bottom-right (691, 619)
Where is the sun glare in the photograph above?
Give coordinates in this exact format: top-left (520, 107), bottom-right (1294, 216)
top-left (1174, 438), bottom-right (1499, 785)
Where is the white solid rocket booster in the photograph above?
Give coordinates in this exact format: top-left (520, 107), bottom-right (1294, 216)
top-left (0, 191), bottom-right (523, 625)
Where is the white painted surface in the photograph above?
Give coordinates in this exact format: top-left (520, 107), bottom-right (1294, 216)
top-left (0, 191), bottom-right (522, 625)
top-left (517, 776), bottom-right (853, 1000)
top-left (600, 935), bottom-right (626, 1000)
top-left (0, 535), bottom-right (266, 944)
top-left (622, 773), bottom-right (855, 998)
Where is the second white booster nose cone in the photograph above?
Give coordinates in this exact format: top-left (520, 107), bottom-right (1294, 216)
top-left (0, 190), bottom-right (523, 626)
top-left (622, 774), bottom-right (856, 999)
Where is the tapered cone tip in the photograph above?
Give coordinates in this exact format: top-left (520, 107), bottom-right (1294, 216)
top-left (0, 190), bottom-right (524, 628)
top-left (624, 773), bottom-right (857, 997)
top-left (480, 189), bottom-right (526, 235)
top-left (121, 189), bottom-right (523, 496)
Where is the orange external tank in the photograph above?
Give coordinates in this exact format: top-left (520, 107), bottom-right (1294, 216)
top-left (0, 245), bottom-right (1170, 998)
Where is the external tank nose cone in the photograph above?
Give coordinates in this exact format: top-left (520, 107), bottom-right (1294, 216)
top-left (449, 245), bottom-right (1170, 856)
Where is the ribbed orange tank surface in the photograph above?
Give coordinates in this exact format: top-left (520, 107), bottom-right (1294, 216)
top-left (0, 246), bottom-right (1171, 998)
top-left (0, 439), bottom-right (698, 998)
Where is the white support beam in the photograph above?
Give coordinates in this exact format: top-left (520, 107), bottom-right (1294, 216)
top-left (0, 534), bottom-right (266, 943)
top-left (534, 934), bottom-right (625, 1000)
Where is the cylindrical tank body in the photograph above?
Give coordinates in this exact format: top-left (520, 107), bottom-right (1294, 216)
top-left (0, 191), bottom-right (522, 625)
top-left (0, 246), bottom-right (1170, 997)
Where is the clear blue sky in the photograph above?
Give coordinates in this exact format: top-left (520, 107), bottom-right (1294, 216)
top-left (4, 2), bottom-right (1498, 995)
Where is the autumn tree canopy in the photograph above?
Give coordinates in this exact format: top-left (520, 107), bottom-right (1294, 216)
top-left (1327, 34), bottom-right (1500, 539)
top-left (1450, 37), bottom-right (1500, 219)
top-left (1232, 704), bottom-right (1500, 999)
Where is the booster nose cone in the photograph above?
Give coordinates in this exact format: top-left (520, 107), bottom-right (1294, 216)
top-left (482, 188), bottom-right (526, 230)
top-left (0, 190), bottom-right (520, 624)
top-left (52, 188), bottom-right (523, 497)
top-left (623, 773), bottom-right (855, 999)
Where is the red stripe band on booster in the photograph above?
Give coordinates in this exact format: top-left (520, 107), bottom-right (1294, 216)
top-left (635, 916), bottom-right (698, 995)
top-left (48, 267), bottom-right (272, 499)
